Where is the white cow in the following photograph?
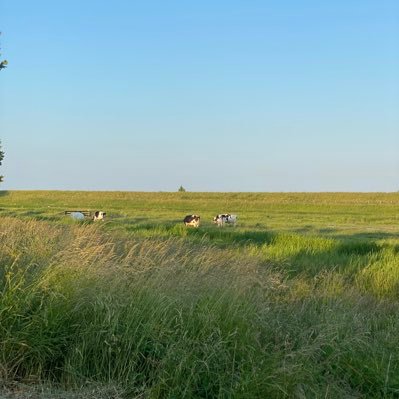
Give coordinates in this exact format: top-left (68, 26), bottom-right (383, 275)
top-left (213, 214), bottom-right (238, 227)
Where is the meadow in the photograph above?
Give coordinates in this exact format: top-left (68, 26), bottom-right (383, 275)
top-left (0, 191), bottom-right (399, 398)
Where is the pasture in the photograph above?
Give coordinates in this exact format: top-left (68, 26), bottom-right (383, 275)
top-left (1, 191), bottom-right (399, 398)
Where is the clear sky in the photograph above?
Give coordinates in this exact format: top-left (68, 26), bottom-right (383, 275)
top-left (1, 1), bottom-right (398, 191)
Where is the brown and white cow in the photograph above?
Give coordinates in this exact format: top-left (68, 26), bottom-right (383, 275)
top-left (183, 214), bottom-right (200, 227)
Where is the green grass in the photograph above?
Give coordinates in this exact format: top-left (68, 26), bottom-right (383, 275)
top-left (1, 191), bottom-right (399, 398)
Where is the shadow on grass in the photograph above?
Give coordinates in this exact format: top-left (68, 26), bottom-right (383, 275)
top-left (0, 190), bottom-right (9, 197)
top-left (293, 229), bottom-right (399, 241)
top-left (333, 231), bottom-right (399, 240)
top-left (285, 237), bottom-right (387, 278)
top-left (188, 228), bottom-right (276, 247)
top-left (336, 241), bottom-right (381, 256)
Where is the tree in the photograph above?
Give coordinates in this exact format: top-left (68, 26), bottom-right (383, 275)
top-left (0, 141), bottom-right (4, 183)
top-left (178, 185), bottom-right (186, 192)
top-left (0, 32), bottom-right (7, 70)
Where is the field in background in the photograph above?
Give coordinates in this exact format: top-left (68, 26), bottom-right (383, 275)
top-left (1, 191), bottom-right (399, 398)
top-left (1, 190), bottom-right (399, 233)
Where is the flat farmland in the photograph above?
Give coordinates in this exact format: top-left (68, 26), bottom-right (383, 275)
top-left (1, 190), bottom-right (398, 232)
top-left (1, 191), bottom-right (399, 398)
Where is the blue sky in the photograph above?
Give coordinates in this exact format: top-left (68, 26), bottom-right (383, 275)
top-left (1, 1), bottom-right (398, 191)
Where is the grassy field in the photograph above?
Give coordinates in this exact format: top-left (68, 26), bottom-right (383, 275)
top-left (1, 191), bottom-right (399, 398)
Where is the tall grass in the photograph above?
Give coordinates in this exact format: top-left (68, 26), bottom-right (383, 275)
top-left (1, 216), bottom-right (399, 397)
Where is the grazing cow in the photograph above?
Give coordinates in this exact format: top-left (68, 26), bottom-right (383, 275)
top-left (93, 211), bottom-right (106, 221)
top-left (69, 211), bottom-right (85, 221)
top-left (213, 214), bottom-right (238, 227)
top-left (183, 214), bottom-right (200, 227)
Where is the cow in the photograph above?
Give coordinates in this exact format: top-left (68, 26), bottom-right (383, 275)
top-left (183, 214), bottom-right (200, 227)
top-left (213, 214), bottom-right (238, 227)
top-left (93, 211), bottom-right (106, 221)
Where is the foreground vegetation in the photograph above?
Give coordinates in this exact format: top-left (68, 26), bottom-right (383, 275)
top-left (1, 191), bottom-right (399, 398)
